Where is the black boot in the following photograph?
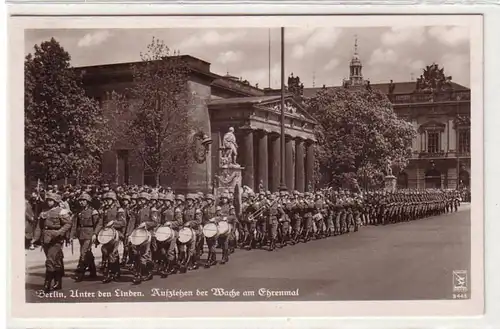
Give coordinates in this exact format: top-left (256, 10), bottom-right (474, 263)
top-left (88, 257), bottom-right (97, 279)
top-left (190, 255), bottom-right (199, 271)
top-left (112, 260), bottom-right (121, 281)
top-left (44, 271), bottom-right (53, 293)
top-left (142, 263), bottom-right (153, 281)
top-left (269, 239), bottom-right (275, 251)
top-left (52, 269), bottom-right (63, 291)
top-left (160, 261), bottom-right (168, 278)
top-left (204, 252), bottom-right (212, 268)
top-left (220, 250), bottom-right (229, 264)
top-left (132, 265), bottom-right (142, 285)
top-left (73, 260), bottom-right (86, 282)
top-left (102, 262), bottom-right (113, 284)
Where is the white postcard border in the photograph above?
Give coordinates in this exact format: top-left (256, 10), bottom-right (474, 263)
top-left (7, 12), bottom-right (486, 324)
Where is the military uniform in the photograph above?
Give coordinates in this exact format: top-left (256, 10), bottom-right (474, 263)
top-left (93, 191), bottom-right (126, 283)
top-left (33, 192), bottom-right (72, 293)
top-left (156, 193), bottom-right (180, 277)
top-left (126, 192), bottom-right (158, 284)
top-left (266, 194), bottom-right (284, 251)
top-left (202, 195), bottom-right (218, 267)
top-left (71, 193), bottom-right (99, 282)
top-left (180, 194), bottom-right (200, 272)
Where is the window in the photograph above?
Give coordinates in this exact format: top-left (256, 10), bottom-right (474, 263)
top-left (458, 129), bottom-right (470, 153)
top-left (427, 131), bottom-right (440, 153)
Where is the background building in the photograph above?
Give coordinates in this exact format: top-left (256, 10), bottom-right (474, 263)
top-left (78, 56), bottom-right (317, 193)
top-left (302, 41), bottom-right (471, 190)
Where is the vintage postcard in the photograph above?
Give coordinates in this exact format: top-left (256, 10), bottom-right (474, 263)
top-left (9, 14), bottom-right (483, 319)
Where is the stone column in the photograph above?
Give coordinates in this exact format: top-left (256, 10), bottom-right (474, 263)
top-left (256, 129), bottom-right (269, 192)
top-left (285, 136), bottom-right (295, 191)
top-left (295, 137), bottom-right (305, 192)
top-left (241, 128), bottom-right (255, 190)
top-left (305, 140), bottom-right (315, 192)
top-left (269, 132), bottom-right (281, 192)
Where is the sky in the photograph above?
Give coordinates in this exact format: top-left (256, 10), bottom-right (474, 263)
top-left (25, 26), bottom-right (471, 89)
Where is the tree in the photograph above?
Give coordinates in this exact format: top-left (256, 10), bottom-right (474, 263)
top-left (109, 37), bottom-right (195, 187)
top-left (306, 87), bottom-right (416, 190)
top-left (25, 38), bottom-right (113, 185)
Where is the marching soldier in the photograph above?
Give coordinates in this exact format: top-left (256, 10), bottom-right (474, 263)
top-left (71, 193), bottom-right (99, 282)
top-left (203, 194), bottom-right (218, 267)
top-left (181, 194), bottom-right (200, 271)
top-left (32, 192), bottom-right (72, 293)
top-left (157, 193), bottom-right (180, 277)
top-left (127, 192), bottom-right (158, 284)
top-left (93, 191), bottom-right (126, 283)
top-left (266, 193), bottom-right (284, 251)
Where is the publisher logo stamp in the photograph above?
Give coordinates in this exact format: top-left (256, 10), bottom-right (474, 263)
top-left (453, 270), bottom-right (468, 293)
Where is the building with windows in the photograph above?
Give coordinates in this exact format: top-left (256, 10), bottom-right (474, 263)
top-left (302, 40), bottom-right (471, 190)
top-left (77, 56), bottom-right (317, 193)
top-left (76, 41), bottom-right (470, 191)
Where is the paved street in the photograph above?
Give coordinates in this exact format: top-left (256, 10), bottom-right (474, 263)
top-left (26, 206), bottom-right (470, 302)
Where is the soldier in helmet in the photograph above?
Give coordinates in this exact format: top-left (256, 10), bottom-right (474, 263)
top-left (157, 193), bottom-right (180, 278)
top-left (266, 193), bottom-right (284, 251)
top-left (181, 194), bottom-right (200, 272)
top-left (70, 192), bottom-right (99, 282)
top-left (119, 194), bottom-right (133, 268)
top-left (202, 194), bottom-right (218, 267)
top-left (126, 192), bottom-right (158, 284)
top-left (32, 192), bottom-right (72, 293)
top-left (93, 191), bottom-right (126, 283)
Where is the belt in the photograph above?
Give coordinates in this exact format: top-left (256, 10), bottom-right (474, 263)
top-left (44, 227), bottom-right (60, 230)
top-left (79, 226), bottom-right (94, 228)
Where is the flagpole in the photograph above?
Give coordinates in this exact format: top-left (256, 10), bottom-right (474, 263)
top-left (279, 27), bottom-right (287, 192)
top-left (268, 28), bottom-right (271, 89)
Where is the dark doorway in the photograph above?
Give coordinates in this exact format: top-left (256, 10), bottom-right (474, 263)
top-left (425, 168), bottom-right (441, 189)
top-left (397, 172), bottom-right (408, 189)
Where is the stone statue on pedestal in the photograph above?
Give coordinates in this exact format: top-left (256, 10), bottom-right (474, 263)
top-left (386, 159), bottom-right (393, 176)
top-left (221, 127), bottom-right (238, 166)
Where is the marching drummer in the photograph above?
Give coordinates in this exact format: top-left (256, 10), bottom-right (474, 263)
top-left (92, 191), bottom-right (126, 283)
top-left (32, 192), bottom-right (72, 293)
top-left (70, 192), bottom-right (99, 282)
top-left (203, 200), bottom-right (222, 268)
top-left (202, 194), bottom-right (218, 268)
top-left (181, 194), bottom-right (200, 271)
top-left (127, 192), bottom-right (158, 285)
top-left (119, 194), bottom-right (133, 268)
top-left (156, 193), bottom-right (179, 278)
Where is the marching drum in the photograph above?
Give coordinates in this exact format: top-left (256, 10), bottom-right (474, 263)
top-left (97, 227), bottom-right (119, 245)
top-left (202, 222), bottom-right (219, 239)
top-left (129, 227), bottom-right (151, 246)
top-left (154, 225), bottom-right (175, 242)
top-left (218, 220), bottom-right (231, 236)
top-left (178, 227), bottom-right (195, 244)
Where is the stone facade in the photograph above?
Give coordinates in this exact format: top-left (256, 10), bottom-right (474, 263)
top-left (77, 55), bottom-right (317, 193)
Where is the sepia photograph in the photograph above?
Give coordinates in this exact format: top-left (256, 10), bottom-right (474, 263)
top-left (9, 14), bottom-right (483, 318)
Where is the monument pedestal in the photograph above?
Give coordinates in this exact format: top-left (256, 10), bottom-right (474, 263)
top-left (384, 175), bottom-right (397, 192)
top-left (215, 165), bottom-right (243, 196)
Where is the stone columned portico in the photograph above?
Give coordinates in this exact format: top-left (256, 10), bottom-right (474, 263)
top-left (209, 95), bottom-right (317, 192)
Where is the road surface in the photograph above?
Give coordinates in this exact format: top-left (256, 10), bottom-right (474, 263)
top-left (26, 207), bottom-right (471, 302)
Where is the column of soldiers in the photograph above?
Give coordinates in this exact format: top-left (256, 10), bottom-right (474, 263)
top-left (27, 183), bottom-right (462, 293)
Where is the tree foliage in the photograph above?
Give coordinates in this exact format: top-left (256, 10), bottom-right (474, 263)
top-left (306, 87), bottom-right (416, 190)
top-left (109, 37), bottom-right (195, 186)
top-left (25, 38), bottom-right (113, 184)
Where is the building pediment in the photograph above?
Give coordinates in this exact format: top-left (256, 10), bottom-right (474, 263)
top-left (253, 96), bottom-right (317, 125)
top-left (418, 120), bottom-right (446, 133)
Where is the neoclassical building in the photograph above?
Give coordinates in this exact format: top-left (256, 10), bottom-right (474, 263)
top-left (302, 41), bottom-right (471, 190)
top-left (78, 44), bottom-right (470, 192)
top-left (77, 56), bottom-right (317, 193)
